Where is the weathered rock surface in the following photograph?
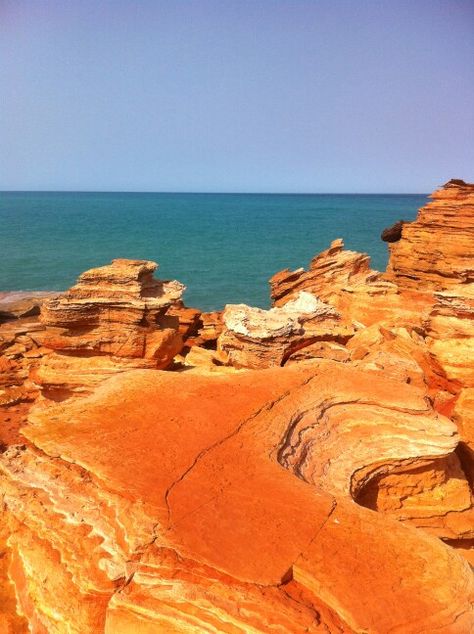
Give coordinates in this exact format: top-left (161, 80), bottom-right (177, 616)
top-left (218, 291), bottom-right (355, 368)
top-left (270, 238), bottom-right (434, 328)
top-left (381, 219), bottom-right (405, 242)
top-left (1, 363), bottom-right (473, 632)
top-left (1, 180), bottom-right (474, 632)
top-left (386, 179), bottom-right (474, 290)
top-left (270, 238), bottom-right (379, 307)
top-left (33, 259), bottom-right (185, 398)
top-left (425, 284), bottom-right (474, 388)
top-left (0, 318), bottom-right (48, 406)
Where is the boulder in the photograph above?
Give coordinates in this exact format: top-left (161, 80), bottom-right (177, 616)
top-left (218, 291), bottom-right (355, 369)
top-left (34, 259), bottom-right (185, 398)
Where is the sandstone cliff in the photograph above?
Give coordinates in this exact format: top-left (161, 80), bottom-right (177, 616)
top-left (386, 179), bottom-right (474, 289)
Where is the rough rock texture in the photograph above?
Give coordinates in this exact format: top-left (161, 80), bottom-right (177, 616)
top-left (185, 310), bottom-right (224, 349)
top-left (270, 238), bottom-right (379, 307)
top-left (218, 291), bottom-right (355, 368)
top-left (0, 318), bottom-right (48, 406)
top-left (381, 219), bottom-right (405, 242)
top-left (386, 179), bottom-right (474, 290)
top-left (347, 323), bottom-right (458, 413)
top-left (1, 363), bottom-right (473, 632)
top-left (270, 238), bottom-right (434, 328)
top-left (165, 301), bottom-right (201, 341)
top-left (33, 259), bottom-right (185, 398)
top-left (1, 180), bottom-right (474, 631)
top-left (425, 284), bottom-right (474, 388)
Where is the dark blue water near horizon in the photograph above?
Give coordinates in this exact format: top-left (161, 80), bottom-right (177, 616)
top-left (1, 191), bottom-right (427, 311)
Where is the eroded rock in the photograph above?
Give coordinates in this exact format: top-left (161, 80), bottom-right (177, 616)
top-left (218, 291), bottom-right (354, 368)
top-left (386, 179), bottom-right (474, 290)
top-left (33, 259), bottom-right (185, 398)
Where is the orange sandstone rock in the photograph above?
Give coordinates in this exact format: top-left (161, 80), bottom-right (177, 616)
top-left (386, 179), bottom-right (474, 290)
top-left (270, 238), bottom-right (379, 306)
top-left (425, 284), bottom-right (474, 388)
top-left (33, 259), bottom-right (185, 398)
top-left (270, 238), bottom-right (433, 327)
top-left (1, 364), bottom-right (473, 631)
top-left (1, 180), bottom-right (474, 632)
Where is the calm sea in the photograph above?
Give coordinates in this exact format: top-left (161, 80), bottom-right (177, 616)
top-left (0, 192), bottom-right (426, 311)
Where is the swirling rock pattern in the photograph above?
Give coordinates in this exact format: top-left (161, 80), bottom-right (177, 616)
top-left (1, 364), bottom-right (473, 632)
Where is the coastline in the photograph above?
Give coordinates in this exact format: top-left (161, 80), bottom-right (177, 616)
top-left (0, 179), bottom-right (473, 632)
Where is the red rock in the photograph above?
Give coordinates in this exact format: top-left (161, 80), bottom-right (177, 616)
top-left (386, 179), bottom-right (474, 290)
top-left (34, 259), bottom-right (185, 398)
top-left (0, 363), bottom-right (472, 631)
top-left (270, 238), bottom-right (378, 307)
top-left (165, 301), bottom-right (201, 340)
top-left (1, 181), bottom-right (474, 631)
top-left (425, 284), bottom-right (474, 388)
top-left (270, 238), bottom-right (433, 328)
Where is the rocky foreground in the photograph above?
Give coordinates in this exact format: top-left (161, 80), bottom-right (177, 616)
top-left (0, 179), bottom-right (473, 633)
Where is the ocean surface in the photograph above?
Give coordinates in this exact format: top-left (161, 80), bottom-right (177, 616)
top-left (0, 192), bottom-right (427, 311)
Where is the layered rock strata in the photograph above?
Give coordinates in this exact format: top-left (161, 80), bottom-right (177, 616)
top-left (1, 363), bottom-right (473, 632)
top-left (270, 238), bottom-right (433, 327)
top-left (270, 238), bottom-right (380, 307)
top-left (218, 291), bottom-right (355, 368)
top-left (386, 179), bottom-right (474, 290)
top-left (33, 259), bottom-right (185, 398)
top-left (1, 179), bottom-right (474, 632)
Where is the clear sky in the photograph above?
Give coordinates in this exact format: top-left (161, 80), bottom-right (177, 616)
top-left (1, 0), bottom-right (473, 193)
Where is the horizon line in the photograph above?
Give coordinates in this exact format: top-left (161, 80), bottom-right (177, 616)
top-left (0, 189), bottom-right (428, 196)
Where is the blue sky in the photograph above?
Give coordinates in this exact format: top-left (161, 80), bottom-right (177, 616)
top-left (1, 0), bottom-right (473, 192)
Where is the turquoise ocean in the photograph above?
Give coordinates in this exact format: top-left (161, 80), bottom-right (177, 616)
top-left (1, 192), bottom-right (427, 311)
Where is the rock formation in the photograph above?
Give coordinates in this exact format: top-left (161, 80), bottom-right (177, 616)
top-left (218, 291), bottom-right (355, 368)
top-left (386, 179), bottom-right (474, 290)
top-left (0, 291), bottom-right (57, 323)
top-left (33, 259), bottom-right (185, 398)
top-left (270, 238), bottom-right (379, 307)
top-left (270, 238), bottom-right (433, 327)
top-left (381, 219), bottom-right (405, 242)
top-left (1, 180), bottom-right (474, 632)
top-left (425, 284), bottom-right (474, 388)
top-left (1, 363), bottom-right (473, 632)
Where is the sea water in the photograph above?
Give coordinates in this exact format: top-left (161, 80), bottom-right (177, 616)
top-left (0, 191), bottom-right (427, 311)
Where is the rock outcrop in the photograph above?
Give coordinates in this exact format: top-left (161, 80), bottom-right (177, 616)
top-left (425, 284), bottom-right (474, 388)
top-left (1, 180), bottom-right (474, 632)
top-left (386, 179), bottom-right (474, 290)
top-left (33, 259), bottom-right (185, 398)
top-left (270, 238), bottom-right (379, 307)
top-left (381, 219), bottom-right (405, 242)
top-left (1, 363), bottom-right (473, 633)
top-left (270, 238), bottom-right (433, 327)
top-left (218, 291), bottom-right (354, 368)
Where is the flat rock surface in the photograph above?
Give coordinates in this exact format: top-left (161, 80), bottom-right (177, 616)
top-left (0, 363), bottom-right (470, 632)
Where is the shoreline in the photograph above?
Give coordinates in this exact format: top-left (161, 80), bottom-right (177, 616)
top-left (1, 179), bottom-right (473, 632)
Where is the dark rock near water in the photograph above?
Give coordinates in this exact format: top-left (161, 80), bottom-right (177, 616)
top-left (381, 220), bottom-right (405, 243)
